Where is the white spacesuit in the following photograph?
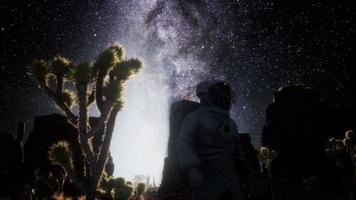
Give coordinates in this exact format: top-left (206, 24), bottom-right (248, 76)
top-left (175, 80), bottom-right (251, 200)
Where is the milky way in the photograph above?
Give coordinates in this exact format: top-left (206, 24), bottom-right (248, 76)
top-left (106, 0), bottom-right (355, 142)
top-left (109, 0), bottom-right (264, 138)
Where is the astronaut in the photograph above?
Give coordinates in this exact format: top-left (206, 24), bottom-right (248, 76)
top-left (175, 80), bottom-right (251, 200)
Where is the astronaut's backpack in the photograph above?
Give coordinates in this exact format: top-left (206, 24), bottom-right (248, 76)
top-left (158, 100), bottom-right (200, 199)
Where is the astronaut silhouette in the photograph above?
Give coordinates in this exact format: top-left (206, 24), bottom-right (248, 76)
top-left (175, 80), bottom-right (252, 200)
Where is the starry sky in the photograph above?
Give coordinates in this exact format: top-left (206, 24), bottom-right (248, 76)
top-left (1, 0), bottom-right (355, 182)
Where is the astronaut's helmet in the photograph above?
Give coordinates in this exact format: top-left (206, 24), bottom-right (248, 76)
top-left (196, 80), bottom-right (235, 110)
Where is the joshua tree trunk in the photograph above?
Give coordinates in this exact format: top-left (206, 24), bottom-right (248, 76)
top-left (78, 83), bottom-right (97, 176)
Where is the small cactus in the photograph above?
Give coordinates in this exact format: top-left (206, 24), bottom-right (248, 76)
top-left (260, 147), bottom-right (270, 158)
top-left (98, 176), bottom-right (134, 200)
top-left (346, 130), bottom-right (355, 140)
top-left (259, 147), bottom-right (278, 164)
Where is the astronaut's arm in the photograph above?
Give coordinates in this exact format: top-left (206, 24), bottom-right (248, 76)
top-left (175, 114), bottom-right (201, 172)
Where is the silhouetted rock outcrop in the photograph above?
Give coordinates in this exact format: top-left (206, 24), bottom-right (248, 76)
top-left (240, 133), bottom-right (260, 174)
top-left (0, 130), bottom-right (24, 197)
top-left (159, 100), bottom-right (199, 199)
top-left (261, 85), bottom-right (350, 198)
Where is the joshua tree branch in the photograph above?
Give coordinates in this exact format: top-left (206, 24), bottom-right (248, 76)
top-left (89, 102), bottom-right (111, 139)
top-left (92, 104), bottom-right (119, 187)
top-left (56, 75), bottom-right (64, 96)
top-left (39, 81), bottom-right (77, 127)
top-left (87, 87), bottom-right (96, 107)
top-left (95, 72), bottom-right (105, 113)
top-left (77, 84), bottom-right (97, 173)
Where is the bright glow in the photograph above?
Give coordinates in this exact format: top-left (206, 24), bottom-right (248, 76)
top-left (110, 65), bottom-right (170, 185)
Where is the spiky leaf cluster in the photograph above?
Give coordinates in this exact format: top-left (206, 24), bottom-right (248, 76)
top-left (27, 60), bottom-right (49, 83)
top-left (102, 57), bottom-right (142, 109)
top-left (107, 43), bottom-right (125, 62)
top-left (259, 147), bottom-right (278, 161)
top-left (109, 59), bottom-right (142, 81)
top-left (48, 141), bottom-right (72, 167)
top-left (93, 46), bottom-right (121, 74)
top-left (61, 89), bottom-right (77, 108)
top-left (50, 56), bottom-right (72, 78)
top-left (103, 77), bottom-right (124, 105)
top-left (346, 130), bottom-right (355, 140)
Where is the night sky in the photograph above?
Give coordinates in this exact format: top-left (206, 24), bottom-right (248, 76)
top-left (1, 0), bottom-right (356, 144)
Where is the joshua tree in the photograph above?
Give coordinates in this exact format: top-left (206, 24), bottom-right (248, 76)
top-left (27, 44), bottom-right (143, 199)
top-left (259, 147), bottom-right (278, 200)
